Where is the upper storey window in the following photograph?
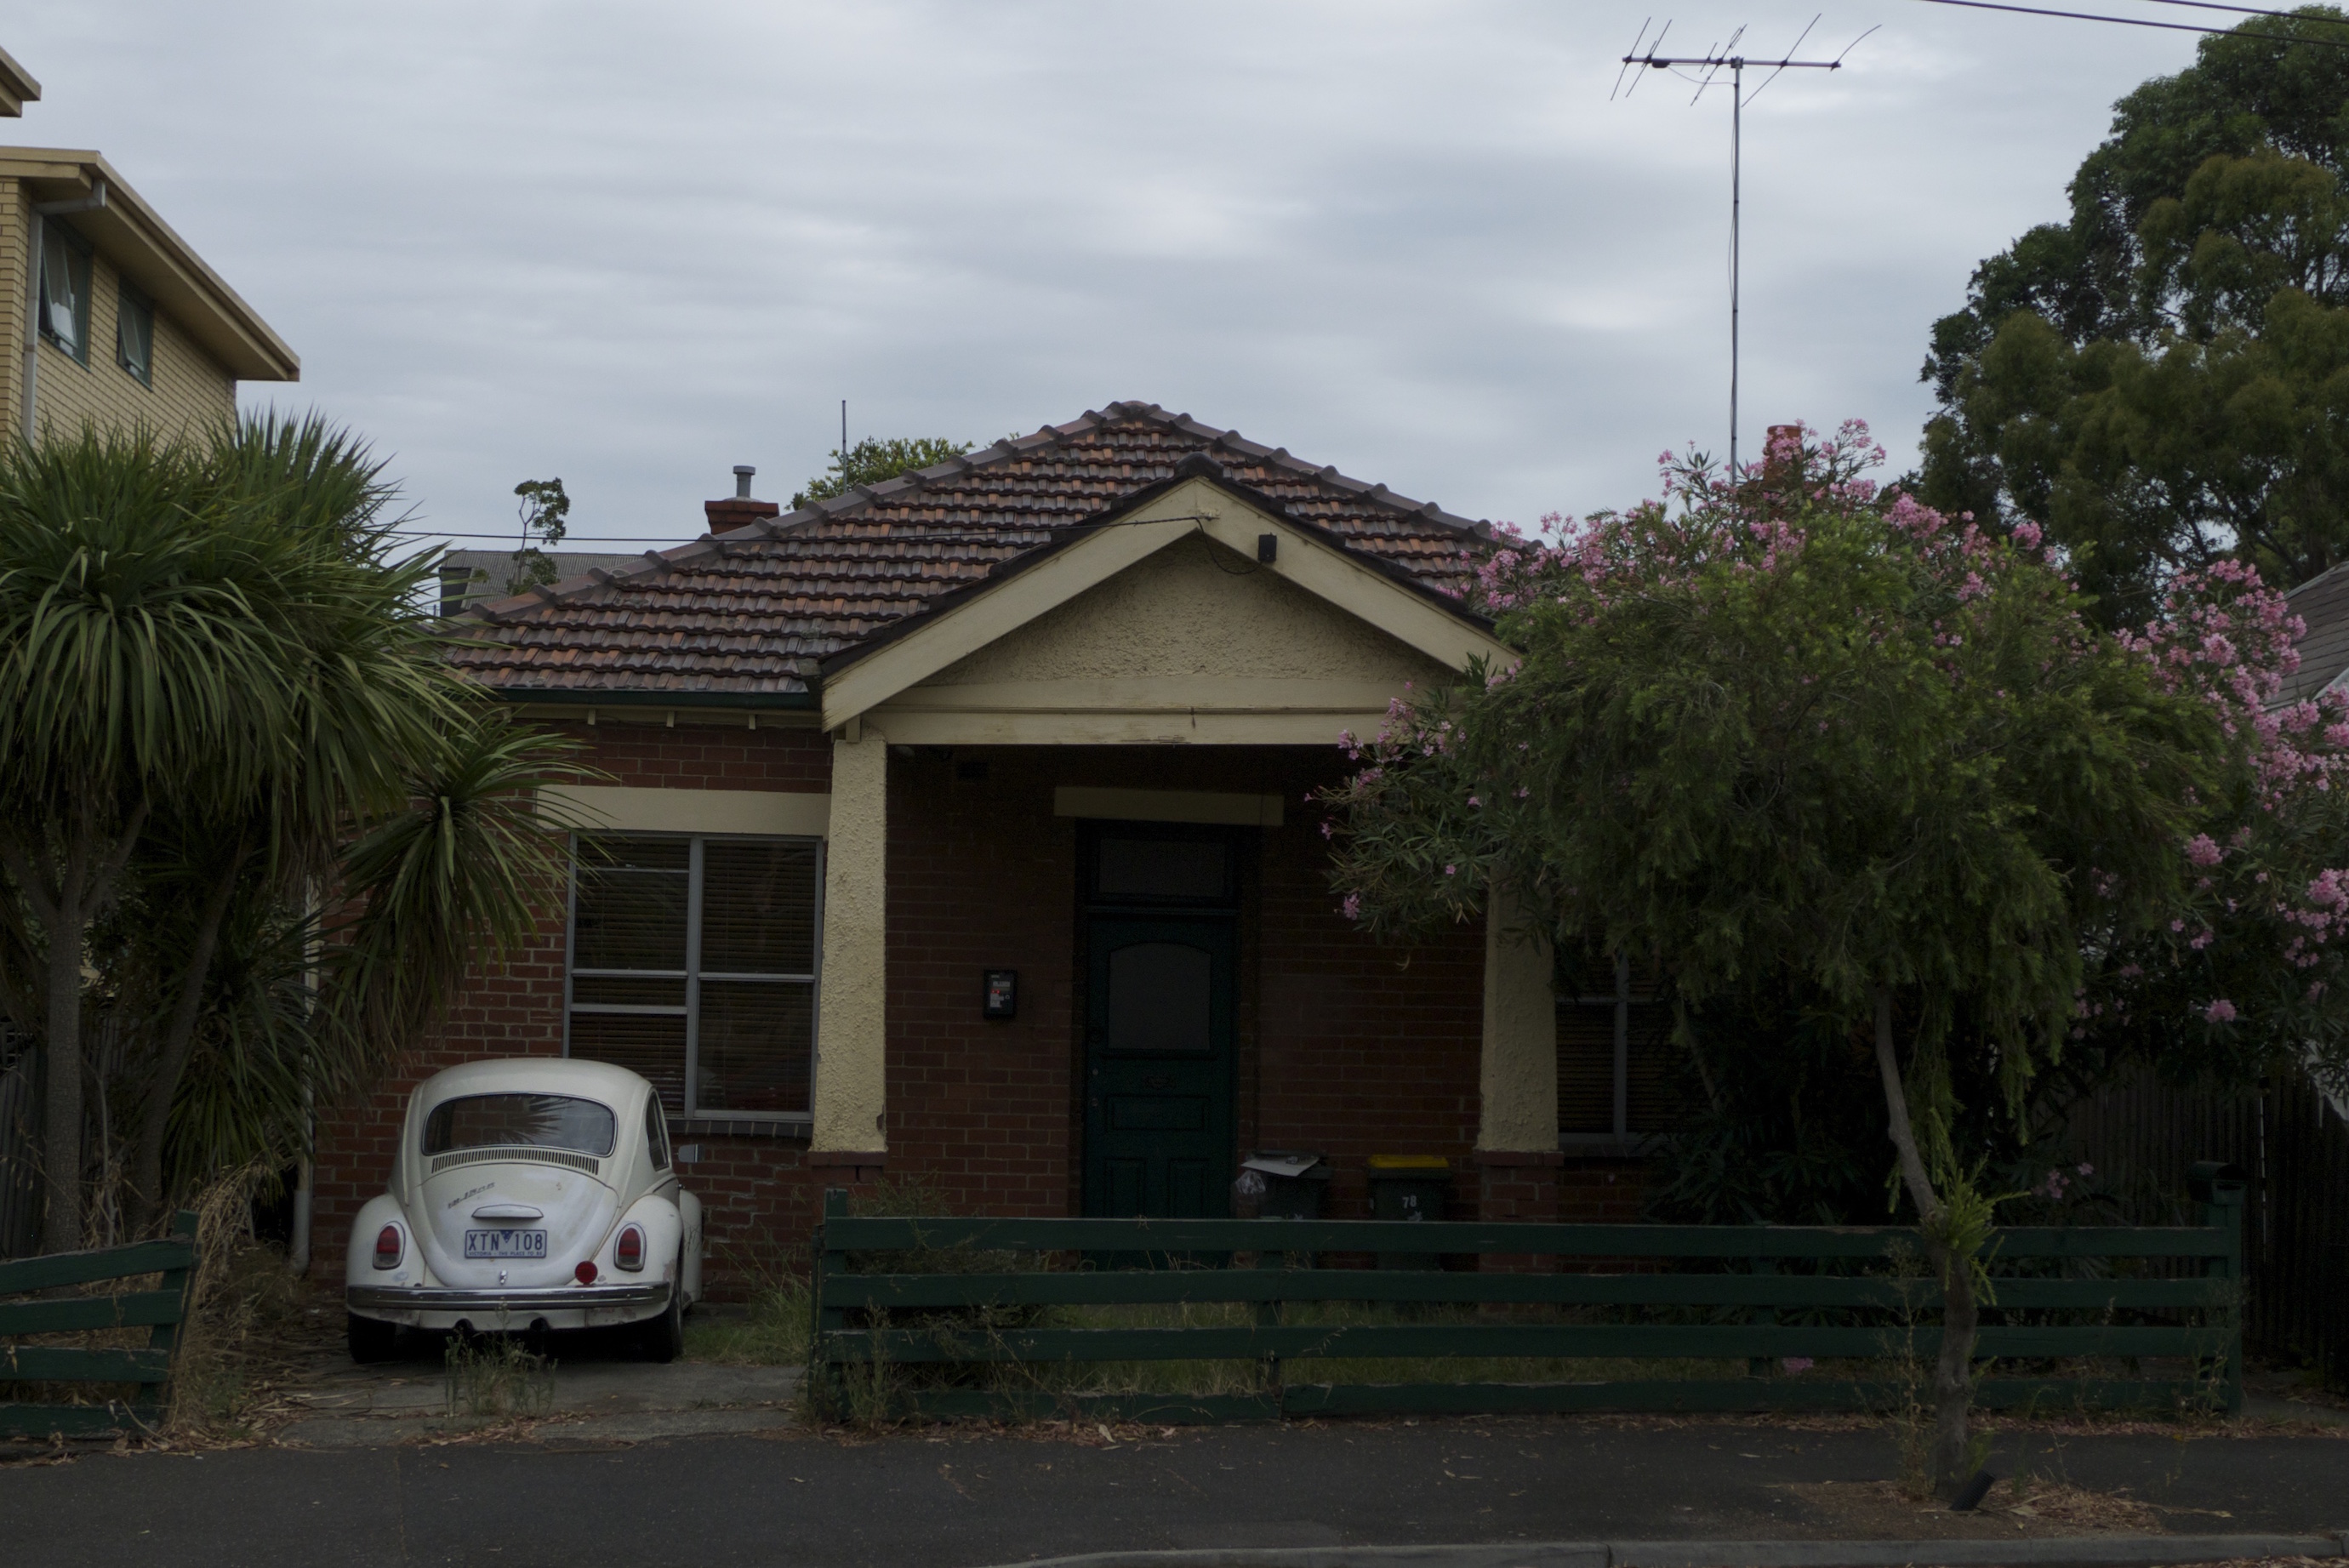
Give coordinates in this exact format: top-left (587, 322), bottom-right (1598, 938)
top-left (38, 222), bottom-right (93, 364)
top-left (117, 282), bottom-right (155, 385)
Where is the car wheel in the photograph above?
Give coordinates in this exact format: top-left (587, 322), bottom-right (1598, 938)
top-left (348, 1312), bottom-right (402, 1365)
top-left (637, 1254), bottom-right (685, 1364)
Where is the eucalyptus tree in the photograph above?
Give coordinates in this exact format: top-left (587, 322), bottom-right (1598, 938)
top-left (0, 420), bottom-right (580, 1250)
top-left (1920, 9), bottom-right (2349, 614)
top-left (1321, 425), bottom-right (2347, 1493)
top-left (792, 436), bottom-right (972, 510)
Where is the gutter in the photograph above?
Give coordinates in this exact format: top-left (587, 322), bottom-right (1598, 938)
top-left (494, 687), bottom-right (819, 712)
top-left (18, 174), bottom-right (105, 443)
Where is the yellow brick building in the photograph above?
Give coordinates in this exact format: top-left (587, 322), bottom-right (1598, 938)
top-left (0, 47), bottom-right (296, 443)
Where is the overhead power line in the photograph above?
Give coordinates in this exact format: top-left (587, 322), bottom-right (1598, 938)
top-left (2131, 0), bottom-right (2349, 21)
top-left (1912, 0), bottom-right (2349, 49)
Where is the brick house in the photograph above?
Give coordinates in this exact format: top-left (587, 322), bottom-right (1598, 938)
top-left (311, 402), bottom-right (1657, 1286)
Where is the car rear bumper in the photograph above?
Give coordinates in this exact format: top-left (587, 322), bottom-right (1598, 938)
top-left (347, 1281), bottom-right (670, 1314)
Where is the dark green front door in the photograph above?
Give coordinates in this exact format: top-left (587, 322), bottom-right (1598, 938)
top-left (1081, 915), bottom-right (1236, 1218)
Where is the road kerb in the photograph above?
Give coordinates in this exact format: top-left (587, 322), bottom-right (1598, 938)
top-left (991, 1531), bottom-right (2349, 1568)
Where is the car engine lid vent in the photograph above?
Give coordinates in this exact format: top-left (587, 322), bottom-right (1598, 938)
top-left (430, 1147), bottom-right (601, 1177)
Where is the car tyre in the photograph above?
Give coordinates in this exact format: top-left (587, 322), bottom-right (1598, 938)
top-left (637, 1255), bottom-right (685, 1364)
top-left (348, 1312), bottom-right (402, 1365)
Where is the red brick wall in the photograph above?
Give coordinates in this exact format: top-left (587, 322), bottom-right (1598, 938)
top-left (311, 725), bottom-right (1648, 1294)
top-left (310, 721), bottom-right (832, 1286)
top-left (881, 747), bottom-right (1079, 1217)
top-left (881, 745), bottom-right (1497, 1227)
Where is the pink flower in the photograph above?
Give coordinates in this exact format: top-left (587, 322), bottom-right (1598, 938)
top-left (1781, 1357), bottom-right (1815, 1374)
top-left (1443, 864), bottom-right (1457, 876)
top-left (2204, 999), bottom-right (2238, 1023)
top-left (2185, 834), bottom-right (2222, 868)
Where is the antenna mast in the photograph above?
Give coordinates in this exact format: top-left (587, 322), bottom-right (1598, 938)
top-left (1616, 18), bottom-right (1867, 473)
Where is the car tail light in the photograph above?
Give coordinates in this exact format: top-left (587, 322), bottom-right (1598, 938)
top-left (575, 1260), bottom-right (598, 1285)
top-left (373, 1224), bottom-right (402, 1271)
top-left (614, 1224), bottom-right (645, 1273)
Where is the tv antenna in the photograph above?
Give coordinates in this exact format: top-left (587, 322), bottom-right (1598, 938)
top-left (1615, 17), bottom-right (1873, 473)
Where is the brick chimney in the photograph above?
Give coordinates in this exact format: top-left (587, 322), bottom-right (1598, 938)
top-left (704, 464), bottom-right (780, 533)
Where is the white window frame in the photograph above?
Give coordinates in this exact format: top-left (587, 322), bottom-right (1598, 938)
top-left (38, 221), bottom-right (92, 366)
top-left (562, 830), bottom-right (824, 1125)
top-left (116, 280), bottom-right (155, 387)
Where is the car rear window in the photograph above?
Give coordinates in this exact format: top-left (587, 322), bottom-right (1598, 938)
top-left (423, 1093), bottom-right (617, 1157)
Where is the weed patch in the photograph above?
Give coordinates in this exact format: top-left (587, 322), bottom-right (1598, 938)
top-left (442, 1333), bottom-right (553, 1422)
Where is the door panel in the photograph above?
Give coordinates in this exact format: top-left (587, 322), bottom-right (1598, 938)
top-left (1109, 1097), bottom-right (1206, 1132)
top-left (1082, 916), bottom-right (1235, 1219)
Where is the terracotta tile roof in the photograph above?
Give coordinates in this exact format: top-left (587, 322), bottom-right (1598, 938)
top-left (2283, 561), bottom-right (2349, 707)
top-left (448, 401), bottom-right (1492, 703)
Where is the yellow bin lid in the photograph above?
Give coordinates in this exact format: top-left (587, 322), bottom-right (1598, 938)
top-left (1366, 1155), bottom-right (1450, 1172)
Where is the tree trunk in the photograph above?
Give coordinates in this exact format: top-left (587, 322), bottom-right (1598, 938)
top-left (128, 843), bottom-right (248, 1233)
top-left (1871, 984), bottom-right (1976, 1497)
top-left (0, 803), bottom-right (150, 1256)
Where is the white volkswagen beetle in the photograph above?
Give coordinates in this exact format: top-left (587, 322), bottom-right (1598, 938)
top-left (344, 1058), bottom-right (703, 1363)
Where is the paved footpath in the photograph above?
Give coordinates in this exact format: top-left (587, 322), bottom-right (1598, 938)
top-left (3, 1418), bottom-right (2346, 1568)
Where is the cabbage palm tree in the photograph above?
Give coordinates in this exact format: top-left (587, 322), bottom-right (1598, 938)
top-left (0, 419), bottom-right (582, 1251)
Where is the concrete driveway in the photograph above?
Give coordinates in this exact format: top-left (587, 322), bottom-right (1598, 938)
top-left (272, 1323), bottom-right (801, 1446)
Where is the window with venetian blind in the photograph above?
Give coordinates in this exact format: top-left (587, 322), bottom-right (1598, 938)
top-left (564, 834), bottom-right (821, 1121)
top-left (1557, 950), bottom-right (1686, 1148)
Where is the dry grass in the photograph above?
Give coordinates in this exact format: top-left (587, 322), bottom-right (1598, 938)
top-left (1783, 1475), bottom-right (2211, 1538)
top-left (684, 1254), bottom-right (812, 1369)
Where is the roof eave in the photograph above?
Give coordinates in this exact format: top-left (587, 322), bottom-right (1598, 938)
top-left (470, 686), bottom-right (820, 710)
top-left (0, 48), bottom-right (39, 117)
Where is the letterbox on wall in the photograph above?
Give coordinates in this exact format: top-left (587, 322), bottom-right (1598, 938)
top-left (983, 969), bottom-right (1018, 1020)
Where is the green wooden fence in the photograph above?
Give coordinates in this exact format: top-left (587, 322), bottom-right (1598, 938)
top-left (810, 1189), bottom-right (2244, 1423)
top-left (0, 1212), bottom-right (197, 1439)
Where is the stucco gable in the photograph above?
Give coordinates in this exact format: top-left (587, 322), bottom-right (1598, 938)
top-left (926, 529), bottom-right (1445, 688)
top-left (852, 482), bottom-right (1502, 745)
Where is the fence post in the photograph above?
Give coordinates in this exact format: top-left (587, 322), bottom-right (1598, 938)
top-left (1748, 1254), bottom-right (1776, 1378)
top-left (810, 1188), bottom-right (852, 1414)
top-left (2189, 1160), bottom-right (2246, 1416)
top-left (140, 1210), bottom-right (199, 1428)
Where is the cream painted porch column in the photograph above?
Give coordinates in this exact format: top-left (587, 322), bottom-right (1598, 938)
top-left (1476, 886), bottom-right (1558, 1151)
top-left (812, 726), bottom-right (887, 1154)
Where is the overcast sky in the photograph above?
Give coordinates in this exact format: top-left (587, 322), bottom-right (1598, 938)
top-left (10, 3), bottom-right (2192, 550)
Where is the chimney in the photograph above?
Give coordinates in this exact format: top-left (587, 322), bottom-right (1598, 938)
top-left (704, 464), bottom-right (780, 533)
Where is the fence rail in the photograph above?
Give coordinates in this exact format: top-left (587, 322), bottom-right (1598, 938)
top-left (811, 1188), bottom-right (2244, 1423)
top-left (0, 1212), bottom-right (197, 1438)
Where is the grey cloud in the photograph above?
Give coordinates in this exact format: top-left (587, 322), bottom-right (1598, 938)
top-left (12, 1), bottom-right (2190, 545)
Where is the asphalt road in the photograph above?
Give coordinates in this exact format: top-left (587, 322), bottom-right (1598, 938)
top-left (3, 1420), bottom-right (2344, 1568)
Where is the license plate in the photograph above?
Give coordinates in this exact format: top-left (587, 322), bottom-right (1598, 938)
top-left (464, 1229), bottom-right (548, 1260)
